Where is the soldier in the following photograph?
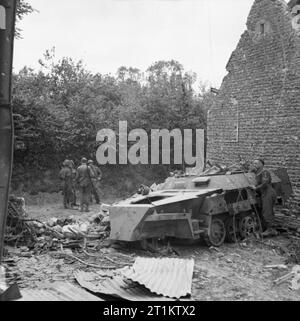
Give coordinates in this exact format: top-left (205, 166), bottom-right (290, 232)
top-left (69, 160), bottom-right (77, 207)
top-left (250, 158), bottom-right (277, 236)
top-left (137, 184), bottom-right (151, 196)
top-left (59, 160), bottom-right (74, 209)
top-left (88, 160), bottom-right (102, 204)
top-left (75, 157), bottom-right (93, 212)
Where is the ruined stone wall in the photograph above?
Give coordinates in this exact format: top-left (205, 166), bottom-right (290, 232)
top-left (207, 0), bottom-right (300, 209)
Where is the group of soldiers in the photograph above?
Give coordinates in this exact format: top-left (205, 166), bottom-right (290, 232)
top-left (59, 157), bottom-right (102, 212)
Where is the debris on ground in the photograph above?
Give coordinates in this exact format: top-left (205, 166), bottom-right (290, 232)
top-left (274, 211), bottom-right (300, 238)
top-left (264, 264), bottom-right (288, 270)
top-left (3, 195), bottom-right (300, 301)
top-left (0, 266), bottom-right (22, 301)
top-left (0, 266), bottom-right (6, 293)
top-left (4, 196), bottom-right (111, 254)
top-left (121, 257), bottom-right (194, 299)
top-left (74, 257), bottom-right (194, 300)
top-left (18, 281), bottom-right (102, 301)
top-left (74, 256), bottom-right (193, 300)
top-left (273, 265), bottom-right (300, 290)
top-left (2, 243), bottom-right (136, 290)
top-left (209, 246), bottom-right (221, 252)
top-left (58, 248), bottom-right (133, 270)
top-left (284, 239), bottom-right (300, 264)
top-left (0, 283), bottom-right (22, 301)
top-left (5, 195), bottom-right (36, 246)
top-left (290, 267), bottom-right (300, 291)
top-left (74, 269), bottom-right (174, 301)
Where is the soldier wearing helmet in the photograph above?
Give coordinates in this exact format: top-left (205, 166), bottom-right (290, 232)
top-left (88, 159), bottom-right (102, 204)
top-left (68, 159), bottom-right (77, 207)
top-left (75, 157), bottom-right (93, 212)
top-left (59, 159), bottom-right (74, 209)
top-left (250, 158), bottom-right (277, 236)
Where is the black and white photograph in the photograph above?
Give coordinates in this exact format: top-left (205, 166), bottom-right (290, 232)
top-left (0, 0), bottom-right (300, 305)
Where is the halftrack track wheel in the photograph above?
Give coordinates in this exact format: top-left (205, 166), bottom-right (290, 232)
top-left (239, 214), bottom-right (260, 239)
top-left (225, 216), bottom-right (240, 243)
top-left (205, 218), bottom-right (226, 247)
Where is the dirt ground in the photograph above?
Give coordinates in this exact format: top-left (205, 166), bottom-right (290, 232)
top-left (4, 194), bottom-right (300, 301)
top-left (25, 203), bottom-right (104, 223)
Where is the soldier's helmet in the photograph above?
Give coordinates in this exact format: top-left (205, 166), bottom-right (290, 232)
top-left (81, 157), bottom-right (87, 164)
top-left (65, 160), bottom-right (73, 168)
top-left (88, 160), bottom-right (93, 165)
top-left (256, 158), bottom-right (265, 166)
top-left (63, 159), bottom-right (70, 166)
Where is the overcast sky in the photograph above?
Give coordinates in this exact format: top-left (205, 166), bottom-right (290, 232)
top-left (13, 0), bottom-right (256, 88)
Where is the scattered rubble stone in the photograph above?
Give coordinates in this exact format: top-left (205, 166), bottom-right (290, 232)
top-left (4, 196), bottom-right (111, 254)
top-left (285, 240), bottom-right (300, 265)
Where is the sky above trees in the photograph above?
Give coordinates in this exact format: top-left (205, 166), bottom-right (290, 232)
top-left (13, 0), bottom-right (255, 88)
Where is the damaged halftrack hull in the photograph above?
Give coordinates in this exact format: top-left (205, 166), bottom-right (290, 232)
top-left (109, 169), bottom-right (293, 247)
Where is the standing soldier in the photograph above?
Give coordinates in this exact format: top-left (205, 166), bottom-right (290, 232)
top-left (88, 160), bottom-right (102, 204)
top-left (69, 160), bottom-right (77, 207)
top-left (59, 160), bottom-right (74, 209)
top-left (250, 158), bottom-right (277, 236)
top-left (75, 157), bottom-right (93, 212)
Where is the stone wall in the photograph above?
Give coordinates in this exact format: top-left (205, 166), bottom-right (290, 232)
top-left (207, 0), bottom-right (300, 209)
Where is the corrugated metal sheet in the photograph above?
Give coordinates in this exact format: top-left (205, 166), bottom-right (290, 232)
top-left (18, 282), bottom-right (102, 301)
top-left (121, 257), bottom-right (194, 299)
top-left (74, 270), bottom-right (174, 301)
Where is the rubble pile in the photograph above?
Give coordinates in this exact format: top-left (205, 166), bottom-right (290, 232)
top-left (274, 210), bottom-right (300, 237)
top-left (5, 196), bottom-right (36, 246)
top-left (4, 196), bottom-right (111, 253)
top-left (285, 240), bottom-right (300, 265)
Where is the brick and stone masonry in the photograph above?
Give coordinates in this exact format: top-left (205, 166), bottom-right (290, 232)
top-left (207, 0), bottom-right (300, 209)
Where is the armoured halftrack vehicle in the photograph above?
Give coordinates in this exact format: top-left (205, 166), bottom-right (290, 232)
top-left (108, 167), bottom-right (293, 247)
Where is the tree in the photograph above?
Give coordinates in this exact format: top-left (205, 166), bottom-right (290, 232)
top-left (117, 66), bottom-right (142, 83)
top-left (11, 54), bottom-right (209, 194)
top-left (15, 0), bottom-right (35, 38)
top-left (144, 60), bottom-right (205, 130)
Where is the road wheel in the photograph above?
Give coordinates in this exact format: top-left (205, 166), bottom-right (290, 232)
top-left (239, 214), bottom-right (260, 239)
top-left (225, 217), bottom-right (240, 243)
top-left (205, 218), bottom-right (226, 247)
